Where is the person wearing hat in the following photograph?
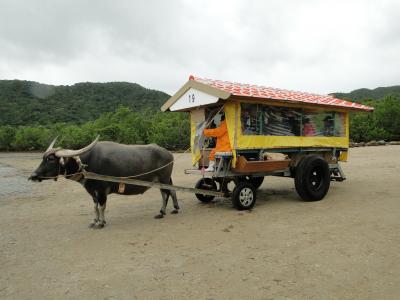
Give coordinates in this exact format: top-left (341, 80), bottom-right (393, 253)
top-left (203, 113), bottom-right (232, 171)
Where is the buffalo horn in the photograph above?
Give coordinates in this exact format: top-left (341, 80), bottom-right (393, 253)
top-left (54, 135), bottom-right (99, 158)
top-left (46, 136), bottom-right (58, 152)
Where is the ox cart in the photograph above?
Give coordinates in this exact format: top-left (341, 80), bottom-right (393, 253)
top-left (29, 76), bottom-right (374, 226)
top-left (85, 76), bottom-right (373, 211)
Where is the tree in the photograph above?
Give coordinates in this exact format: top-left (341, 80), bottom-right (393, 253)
top-left (349, 96), bottom-right (400, 142)
top-left (13, 126), bottom-right (52, 150)
top-left (148, 112), bottom-right (190, 150)
top-left (0, 126), bottom-right (16, 150)
top-left (374, 96), bottom-right (400, 140)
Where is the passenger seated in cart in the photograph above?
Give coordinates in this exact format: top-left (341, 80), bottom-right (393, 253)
top-left (303, 117), bottom-right (316, 136)
top-left (241, 109), bottom-right (256, 134)
top-left (203, 113), bottom-right (232, 172)
top-left (323, 115), bottom-right (334, 136)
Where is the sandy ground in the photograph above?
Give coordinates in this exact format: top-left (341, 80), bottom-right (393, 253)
top-left (1, 146), bottom-right (400, 300)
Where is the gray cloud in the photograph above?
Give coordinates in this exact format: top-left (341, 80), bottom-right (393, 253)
top-left (0, 0), bottom-right (399, 95)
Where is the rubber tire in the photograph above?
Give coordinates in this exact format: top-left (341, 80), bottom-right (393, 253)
top-left (294, 155), bottom-right (331, 201)
top-left (235, 176), bottom-right (264, 189)
top-left (231, 182), bottom-right (257, 210)
top-left (195, 178), bottom-right (217, 203)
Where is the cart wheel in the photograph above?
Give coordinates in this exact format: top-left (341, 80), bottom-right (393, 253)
top-left (294, 155), bottom-right (330, 201)
top-left (235, 176), bottom-right (264, 189)
top-left (231, 182), bottom-right (257, 210)
top-left (195, 178), bottom-right (217, 203)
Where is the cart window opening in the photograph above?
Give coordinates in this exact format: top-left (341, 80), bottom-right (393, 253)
top-left (241, 104), bottom-right (301, 136)
top-left (240, 104), bottom-right (346, 137)
top-left (302, 110), bottom-right (346, 137)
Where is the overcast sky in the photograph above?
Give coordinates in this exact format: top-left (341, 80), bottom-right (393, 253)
top-left (0, 0), bottom-right (399, 95)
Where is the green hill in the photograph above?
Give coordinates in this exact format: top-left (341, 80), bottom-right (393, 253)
top-left (0, 80), bottom-right (169, 126)
top-left (332, 86), bottom-right (400, 101)
top-left (1, 80), bottom-right (400, 150)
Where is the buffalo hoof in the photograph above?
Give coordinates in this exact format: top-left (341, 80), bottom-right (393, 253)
top-left (89, 220), bottom-right (105, 229)
top-left (171, 209), bottom-right (179, 214)
top-left (88, 220), bottom-right (98, 228)
top-left (94, 223), bottom-right (105, 229)
top-left (154, 213), bottom-right (164, 219)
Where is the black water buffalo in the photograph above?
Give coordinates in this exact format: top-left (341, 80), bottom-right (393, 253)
top-left (29, 137), bottom-right (179, 228)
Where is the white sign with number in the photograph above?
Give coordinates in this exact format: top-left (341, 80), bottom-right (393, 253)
top-left (170, 88), bottom-right (219, 111)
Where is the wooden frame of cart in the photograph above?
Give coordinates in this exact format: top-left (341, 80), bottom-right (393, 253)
top-left (161, 76), bottom-right (373, 210)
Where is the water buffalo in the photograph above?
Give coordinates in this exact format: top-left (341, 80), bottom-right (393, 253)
top-left (29, 137), bottom-right (179, 228)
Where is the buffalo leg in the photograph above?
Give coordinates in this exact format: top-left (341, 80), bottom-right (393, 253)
top-left (89, 192), bottom-right (107, 228)
top-left (154, 189), bottom-right (170, 219)
top-left (97, 203), bottom-right (106, 228)
top-left (170, 189), bottom-right (179, 214)
top-left (95, 193), bottom-right (107, 228)
top-left (89, 201), bottom-right (100, 228)
top-left (169, 179), bottom-right (179, 214)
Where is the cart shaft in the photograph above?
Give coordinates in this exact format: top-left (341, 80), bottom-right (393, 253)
top-left (83, 172), bottom-right (225, 197)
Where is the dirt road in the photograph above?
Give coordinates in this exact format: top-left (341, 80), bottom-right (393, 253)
top-left (1, 146), bottom-right (400, 299)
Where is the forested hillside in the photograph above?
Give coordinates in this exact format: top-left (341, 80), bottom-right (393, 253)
top-left (1, 79), bottom-right (400, 151)
top-left (349, 96), bottom-right (400, 142)
top-left (0, 80), bottom-right (190, 151)
top-left (333, 86), bottom-right (400, 101)
top-left (0, 80), bottom-right (169, 126)
top-left (332, 86), bottom-right (400, 142)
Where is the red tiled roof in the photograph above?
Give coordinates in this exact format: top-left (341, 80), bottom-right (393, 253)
top-left (190, 76), bottom-right (374, 111)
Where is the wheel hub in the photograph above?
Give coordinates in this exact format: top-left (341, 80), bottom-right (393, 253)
top-left (239, 187), bottom-right (254, 206)
top-left (310, 168), bottom-right (323, 190)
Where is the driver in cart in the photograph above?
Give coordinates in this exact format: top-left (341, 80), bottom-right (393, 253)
top-left (203, 113), bottom-right (232, 171)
